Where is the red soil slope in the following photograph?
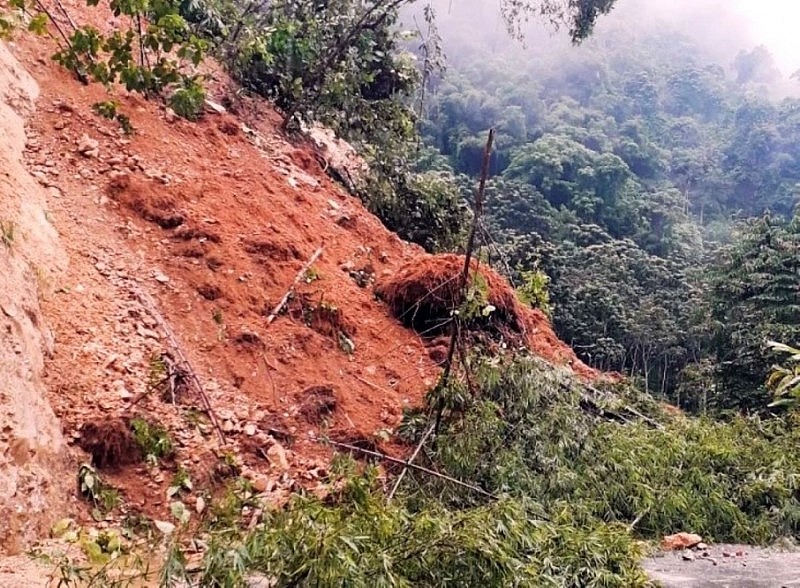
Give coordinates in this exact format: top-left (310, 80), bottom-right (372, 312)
top-left (6, 17), bottom-right (602, 520)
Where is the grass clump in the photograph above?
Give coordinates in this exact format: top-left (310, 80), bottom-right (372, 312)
top-left (130, 417), bottom-right (174, 462)
top-left (169, 78), bottom-right (206, 121)
top-left (78, 464), bottom-right (121, 520)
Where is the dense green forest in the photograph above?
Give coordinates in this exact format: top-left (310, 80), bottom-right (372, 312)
top-left (9, 0), bottom-right (800, 584)
top-left (411, 8), bottom-right (800, 412)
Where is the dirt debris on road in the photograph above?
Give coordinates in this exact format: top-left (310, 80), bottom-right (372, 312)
top-left (644, 543), bottom-right (800, 587)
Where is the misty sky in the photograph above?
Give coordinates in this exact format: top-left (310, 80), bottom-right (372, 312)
top-left (595, 0), bottom-right (800, 78)
top-left (732, 0), bottom-right (800, 74)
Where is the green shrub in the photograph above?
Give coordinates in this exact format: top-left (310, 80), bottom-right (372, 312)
top-left (197, 465), bottom-right (648, 587)
top-left (169, 78), bottom-right (206, 120)
top-left (130, 417), bottom-right (174, 461)
top-left (516, 267), bottom-right (552, 316)
top-left (421, 354), bottom-right (800, 544)
top-left (361, 168), bottom-right (468, 253)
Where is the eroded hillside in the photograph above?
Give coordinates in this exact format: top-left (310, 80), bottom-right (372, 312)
top-left (0, 18), bottom-right (598, 554)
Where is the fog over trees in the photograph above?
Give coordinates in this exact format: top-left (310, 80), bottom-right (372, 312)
top-left (395, 0), bottom-right (800, 408)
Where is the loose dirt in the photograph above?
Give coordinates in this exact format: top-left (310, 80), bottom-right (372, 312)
top-left (0, 0), bottom-right (619, 580)
top-left (13, 35), bottom-right (441, 515)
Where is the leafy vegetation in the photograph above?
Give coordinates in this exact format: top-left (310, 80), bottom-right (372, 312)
top-left (153, 354), bottom-right (800, 586)
top-left (130, 417), bottom-right (174, 462)
top-left (92, 100), bottom-right (135, 134)
top-left (416, 12), bottom-right (800, 408)
top-left (2, 0), bottom-right (207, 119)
top-left (78, 464), bottom-right (121, 519)
top-left (705, 214), bottom-right (800, 411)
top-left (768, 341), bottom-right (800, 409)
top-left (198, 471), bottom-right (648, 587)
top-left (411, 356), bottom-right (800, 542)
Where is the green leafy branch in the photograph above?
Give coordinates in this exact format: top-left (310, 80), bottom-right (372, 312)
top-left (767, 340), bottom-right (800, 409)
top-left (2, 0), bottom-right (207, 119)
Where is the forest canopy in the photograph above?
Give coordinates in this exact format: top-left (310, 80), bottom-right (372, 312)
top-left (409, 2), bottom-right (800, 411)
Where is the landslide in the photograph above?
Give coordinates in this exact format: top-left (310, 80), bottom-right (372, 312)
top-left (10, 33), bottom-right (442, 525)
top-left (2, 9), bottom-right (599, 540)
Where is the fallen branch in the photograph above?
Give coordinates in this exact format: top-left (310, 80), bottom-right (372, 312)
top-left (261, 352), bottom-right (279, 406)
top-left (628, 508), bottom-right (650, 533)
top-left (622, 404), bottom-right (664, 429)
top-left (30, 0), bottom-right (89, 83)
top-left (326, 439), bottom-right (496, 499)
top-left (388, 423), bottom-right (434, 501)
top-left (265, 246), bottom-right (324, 326)
top-left (126, 352), bottom-right (187, 408)
top-left (130, 285), bottom-right (227, 446)
top-left (352, 374), bottom-right (394, 397)
top-left (628, 509), bottom-right (649, 532)
top-left (51, 0), bottom-right (78, 31)
top-left (571, 381), bottom-right (664, 430)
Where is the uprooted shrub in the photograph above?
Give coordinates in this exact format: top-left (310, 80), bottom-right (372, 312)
top-left (413, 354), bottom-right (800, 544)
top-left (375, 253), bottom-right (527, 338)
top-left (196, 462), bottom-right (649, 587)
top-left (375, 253), bottom-right (598, 377)
top-left (78, 418), bottom-right (142, 469)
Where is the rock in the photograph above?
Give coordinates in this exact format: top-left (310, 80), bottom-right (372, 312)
top-left (204, 99), bottom-right (226, 114)
top-left (267, 442), bottom-right (289, 471)
top-left (661, 532), bottom-right (703, 551)
top-left (153, 271), bottom-right (170, 284)
top-left (154, 520), bottom-right (175, 535)
top-left (112, 379), bottom-right (132, 400)
top-left (252, 475), bottom-right (271, 493)
top-left (222, 420), bottom-right (235, 433)
top-left (696, 542), bottom-right (709, 550)
top-left (165, 108), bottom-right (177, 123)
top-left (246, 573), bottom-right (273, 588)
top-left (682, 551), bottom-right (695, 561)
top-left (135, 324), bottom-right (160, 340)
top-left (243, 423), bottom-right (257, 436)
top-left (77, 134), bottom-right (100, 157)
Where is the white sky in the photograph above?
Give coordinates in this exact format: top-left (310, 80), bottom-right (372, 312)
top-left (727, 0), bottom-right (800, 74)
